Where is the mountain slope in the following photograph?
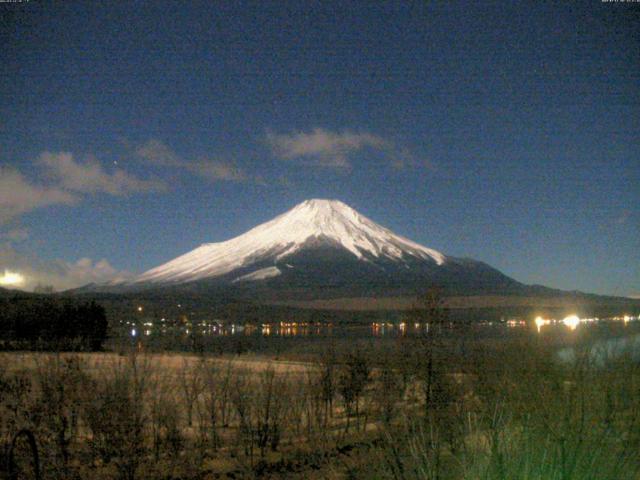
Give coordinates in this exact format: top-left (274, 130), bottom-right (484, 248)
top-left (134, 199), bottom-right (445, 285)
top-left (92, 199), bottom-right (528, 298)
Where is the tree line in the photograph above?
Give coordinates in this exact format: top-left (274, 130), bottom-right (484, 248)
top-left (0, 297), bottom-right (108, 350)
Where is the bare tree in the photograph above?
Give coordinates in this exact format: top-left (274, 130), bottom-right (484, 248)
top-left (179, 357), bottom-right (204, 428)
top-left (319, 347), bottom-right (337, 428)
top-left (231, 369), bottom-right (257, 466)
top-left (254, 366), bottom-right (289, 458)
top-left (303, 369), bottom-right (329, 445)
top-left (338, 349), bottom-right (371, 434)
top-left (410, 286), bottom-right (449, 416)
top-left (82, 353), bottom-right (151, 480)
top-left (373, 351), bottom-right (404, 426)
top-left (33, 355), bottom-right (88, 479)
top-left (198, 360), bottom-right (223, 452)
top-left (148, 369), bottom-right (182, 464)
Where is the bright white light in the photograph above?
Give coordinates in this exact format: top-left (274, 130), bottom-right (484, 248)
top-left (131, 328), bottom-right (137, 337)
top-left (623, 315), bottom-right (631, 324)
top-left (534, 316), bottom-right (547, 333)
top-left (562, 315), bottom-right (580, 330)
top-left (0, 270), bottom-right (25, 287)
top-left (137, 306), bottom-right (143, 312)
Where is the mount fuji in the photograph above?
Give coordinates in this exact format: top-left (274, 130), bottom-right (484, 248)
top-left (91, 199), bottom-right (529, 299)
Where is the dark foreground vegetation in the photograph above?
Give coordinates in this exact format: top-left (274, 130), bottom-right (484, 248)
top-left (0, 297), bottom-right (108, 351)
top-left (1, 328), bottom-right (639, 479)
top-left (1, 291), bottom-right (639, 478)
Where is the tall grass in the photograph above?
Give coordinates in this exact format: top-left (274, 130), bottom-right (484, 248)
top-left (371, 340), bottom-right (640, 480)
top-left (1, 335), bottom-right (639, 479)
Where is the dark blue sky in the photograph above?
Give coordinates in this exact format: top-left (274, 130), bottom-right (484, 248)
top-left (1, 1), bottom-right (638, 295)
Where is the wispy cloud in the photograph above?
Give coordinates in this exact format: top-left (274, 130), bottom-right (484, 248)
top-left (1, 149), bottom-right (167, 224)
top-left (0, 167), bottom-right (78, 224)
top-left (136, 139), bottom-right (261, 184)
top-left (39, 152), bottom-right (166, 195)
top-left (264, 127), bottom-right (430, 171)
top-left (265, 128), bottom-right (391, 168)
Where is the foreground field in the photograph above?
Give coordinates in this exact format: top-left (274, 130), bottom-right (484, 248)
top-left (0, 352), bottom-right (313, 375)
top-left (2, 334), bottom-right (640, 479)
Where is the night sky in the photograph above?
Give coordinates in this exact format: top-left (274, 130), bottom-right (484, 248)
top-left (1, 1), bottom-right (638, 296)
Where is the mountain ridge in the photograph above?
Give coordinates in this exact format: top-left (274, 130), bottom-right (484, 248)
top-left (131, 199), bottom-right (446, 286)
top-left (76, 199), bottom-right (635, 304)
top-left (76, 198), bottom-right (535, 299)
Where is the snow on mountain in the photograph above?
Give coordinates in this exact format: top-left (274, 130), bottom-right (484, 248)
top-left (134, 199), bottom-right (446, 285)
top-left (232, 266), bottom-right (282, 283)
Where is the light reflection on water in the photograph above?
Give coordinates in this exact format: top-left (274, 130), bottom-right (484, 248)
top-left (207, 313), bottom-right (640, 338)
top-left (533, 314), bottom-right (639, 333)
top-left (128, 313), bottom-right (640, 340)
top-left (259, 322), bottom-right (334, 336)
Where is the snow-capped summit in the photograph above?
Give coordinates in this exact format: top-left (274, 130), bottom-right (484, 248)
top-left (134, 199), bottom-right (446, 285)
top-left (70, 198), bottom-right (615, 302)
top-left (77, 198), bottom-right (526, 298)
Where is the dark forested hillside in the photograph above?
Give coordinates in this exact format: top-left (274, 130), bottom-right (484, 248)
top-left (0, 296), bottom-right (108, 350)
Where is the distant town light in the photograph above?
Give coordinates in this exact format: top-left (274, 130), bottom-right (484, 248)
top-left (137, 306), bottom-right (143, 312)
top-left (562, 315), bottom-right (580, 330)
top-left (131, 328), bottom-right (137, 337)
top-left (534, 316), bottom-right (546, 333)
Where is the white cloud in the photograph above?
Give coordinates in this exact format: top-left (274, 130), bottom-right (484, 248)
top-left (264, 128), bottom-right (432, 170)
top-left (64, 257), bottom-right (132, 287)
top-left (0, 245), bottom-right (132, 291)
top-left (0, 167), bottom-right (78, 224)
top-left (39, 151), bottom-right (166, 195)
top-left (265, 128), bottom-right (393, 168)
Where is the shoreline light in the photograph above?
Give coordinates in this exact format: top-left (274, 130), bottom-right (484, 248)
top-left (0, 270), bottom-right (25, 287)
top-left (534, 316), bottom-right (548, 333)
top-left (562, 314), bottom-right (580, 330)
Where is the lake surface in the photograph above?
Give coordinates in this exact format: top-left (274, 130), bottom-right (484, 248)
top-left (207, 313), bottom-right (640, 338)
top-left (124, 313), bottom-right (640, 361)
